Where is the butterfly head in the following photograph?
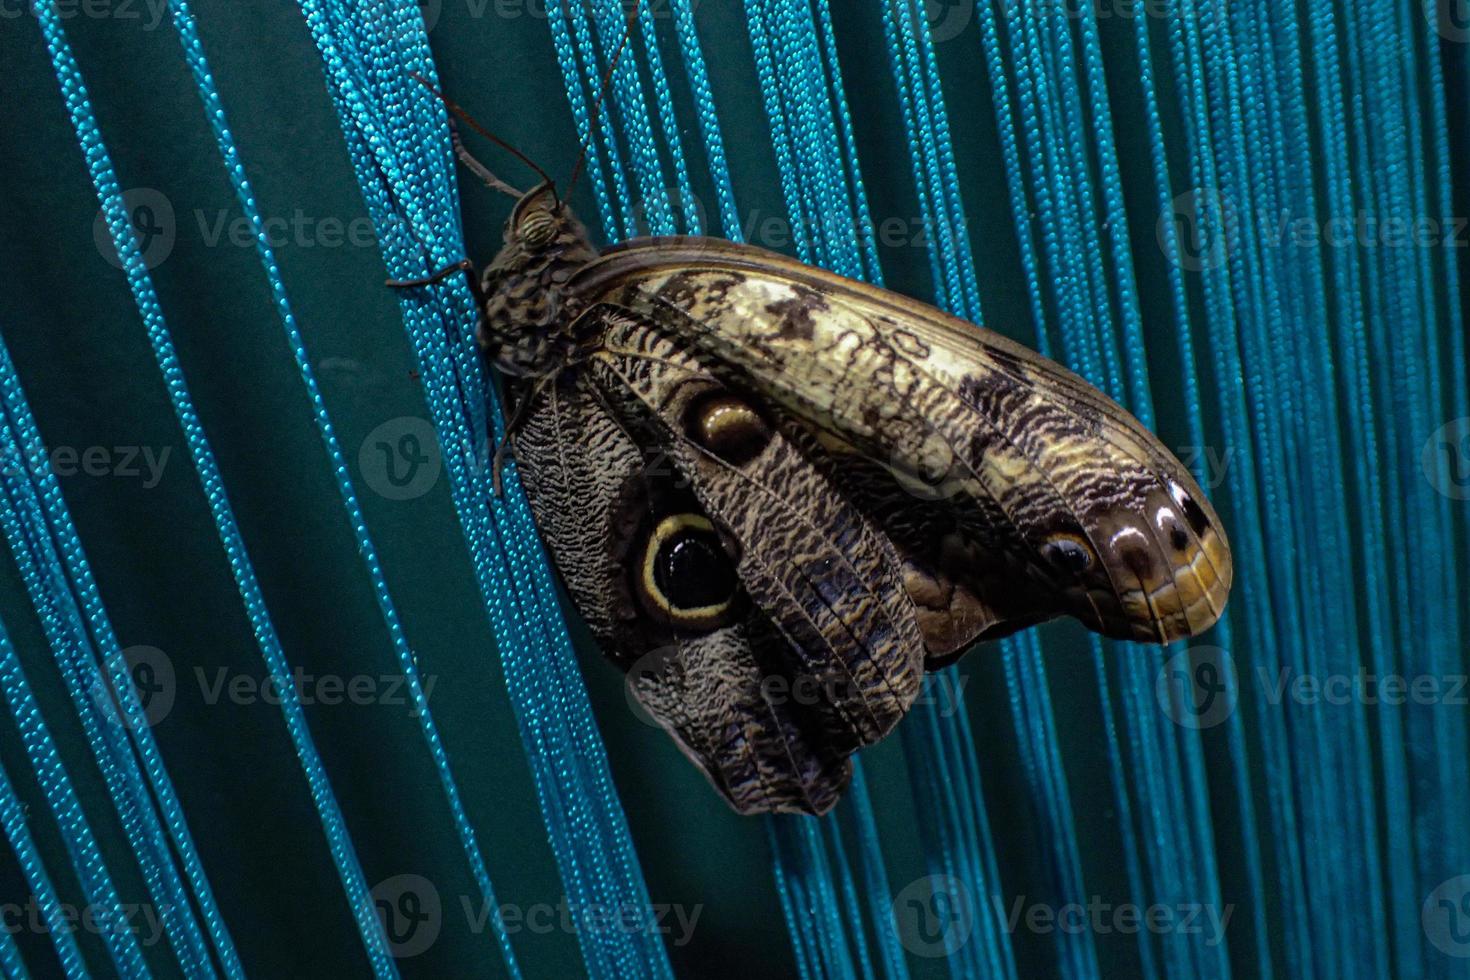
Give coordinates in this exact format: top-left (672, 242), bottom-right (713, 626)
top-left (1030, 468), bottom-right (1232, 644)
top-left (478, 183), bottom-right (599, 377)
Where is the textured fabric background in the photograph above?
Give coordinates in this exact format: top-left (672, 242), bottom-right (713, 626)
top-left (1, 1), bottom-right (1467, 978)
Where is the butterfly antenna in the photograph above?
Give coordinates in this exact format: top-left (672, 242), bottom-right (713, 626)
top-left (566, 0), bottom-right (641, 197)
top-left (411, 72), bottom-right (559, 205)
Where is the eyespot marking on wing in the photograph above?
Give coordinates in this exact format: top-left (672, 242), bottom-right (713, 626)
top-left (683, 390), bottom-right (772, 466)
top-left (637, 513), bottom-right (742, 631)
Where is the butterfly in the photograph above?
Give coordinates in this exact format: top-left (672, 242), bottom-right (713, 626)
top-left (391, 132), bottom-right (1233, 817)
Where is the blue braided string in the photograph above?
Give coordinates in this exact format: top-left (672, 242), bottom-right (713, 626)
top-left (0, 757), bottom-right (84, 979)
top-left (157, 1), bottom-right (521, 972)
top-left (0, 919), bottom-right (24, 980)
top-left (0, 393), bottom-right (216, 978)
top-left (296, 3), bottom-right (671, 975)
top-left (0, 605), bottom-right (146, 977)
top-left (668, 0), bottom-right (738, 237)
top-left (30, 3), bottom-right (397, 973)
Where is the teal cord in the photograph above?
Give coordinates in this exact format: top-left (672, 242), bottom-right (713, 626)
top-left (668, 0), bottom-right (739, 237)
top-left (844, 766), bottom-right (910, 980)
top-left (0, 758), bottom-right (85, 979)
top-left (297, 3), bottom-right (672, 976)
top-left (0, 605), bottom-right (147, 977)
top-left (823, 818), bottom-right (876, 980)
top-left (158, 1), bottom-right (521, 973)
top-left (0, 919), bottom-right (25, 980)
top-left (31, 4), bottom-right (397, 974)
top-left (0, 395), bottom-right (216, 978)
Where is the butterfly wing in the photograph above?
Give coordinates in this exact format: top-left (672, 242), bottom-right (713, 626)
top-left (512, 309), bottom-right (925, 815)
top-left (570, 237), bottom-right (1233, 655)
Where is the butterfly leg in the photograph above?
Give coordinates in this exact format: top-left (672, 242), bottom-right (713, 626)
top-left (385, 257), bottom-right (486, 311)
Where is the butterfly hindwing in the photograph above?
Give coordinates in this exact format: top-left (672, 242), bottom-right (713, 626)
top-left (512, 314), bottom-right (925, 815)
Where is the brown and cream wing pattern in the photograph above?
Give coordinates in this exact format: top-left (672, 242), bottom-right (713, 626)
top-left (570, 238), bottom-right (1233, 652)
top-left (512, 307), bottom-right (927, 815)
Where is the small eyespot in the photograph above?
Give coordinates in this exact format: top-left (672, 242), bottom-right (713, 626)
top-left (638, 514), bottom-right (740, 630)
top-left (1155, 506), bottom-right (1192, 552)
top-left (683, 390), bottom-right (772, 466)
top-left (1167, 479), bottom-right (1211, 534)
top-left (1040, 532), bottom-right (1093, 576)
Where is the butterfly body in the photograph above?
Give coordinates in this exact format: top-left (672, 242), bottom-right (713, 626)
top-left (473, 183), bottom-right (1232, 816)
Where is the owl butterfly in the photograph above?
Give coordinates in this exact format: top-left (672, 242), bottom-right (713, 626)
top-left (392, 131), bottom-right (1233, 816)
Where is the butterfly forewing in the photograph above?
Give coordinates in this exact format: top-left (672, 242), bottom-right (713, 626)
top-left (570, 237), bottom-right (1233, 650)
